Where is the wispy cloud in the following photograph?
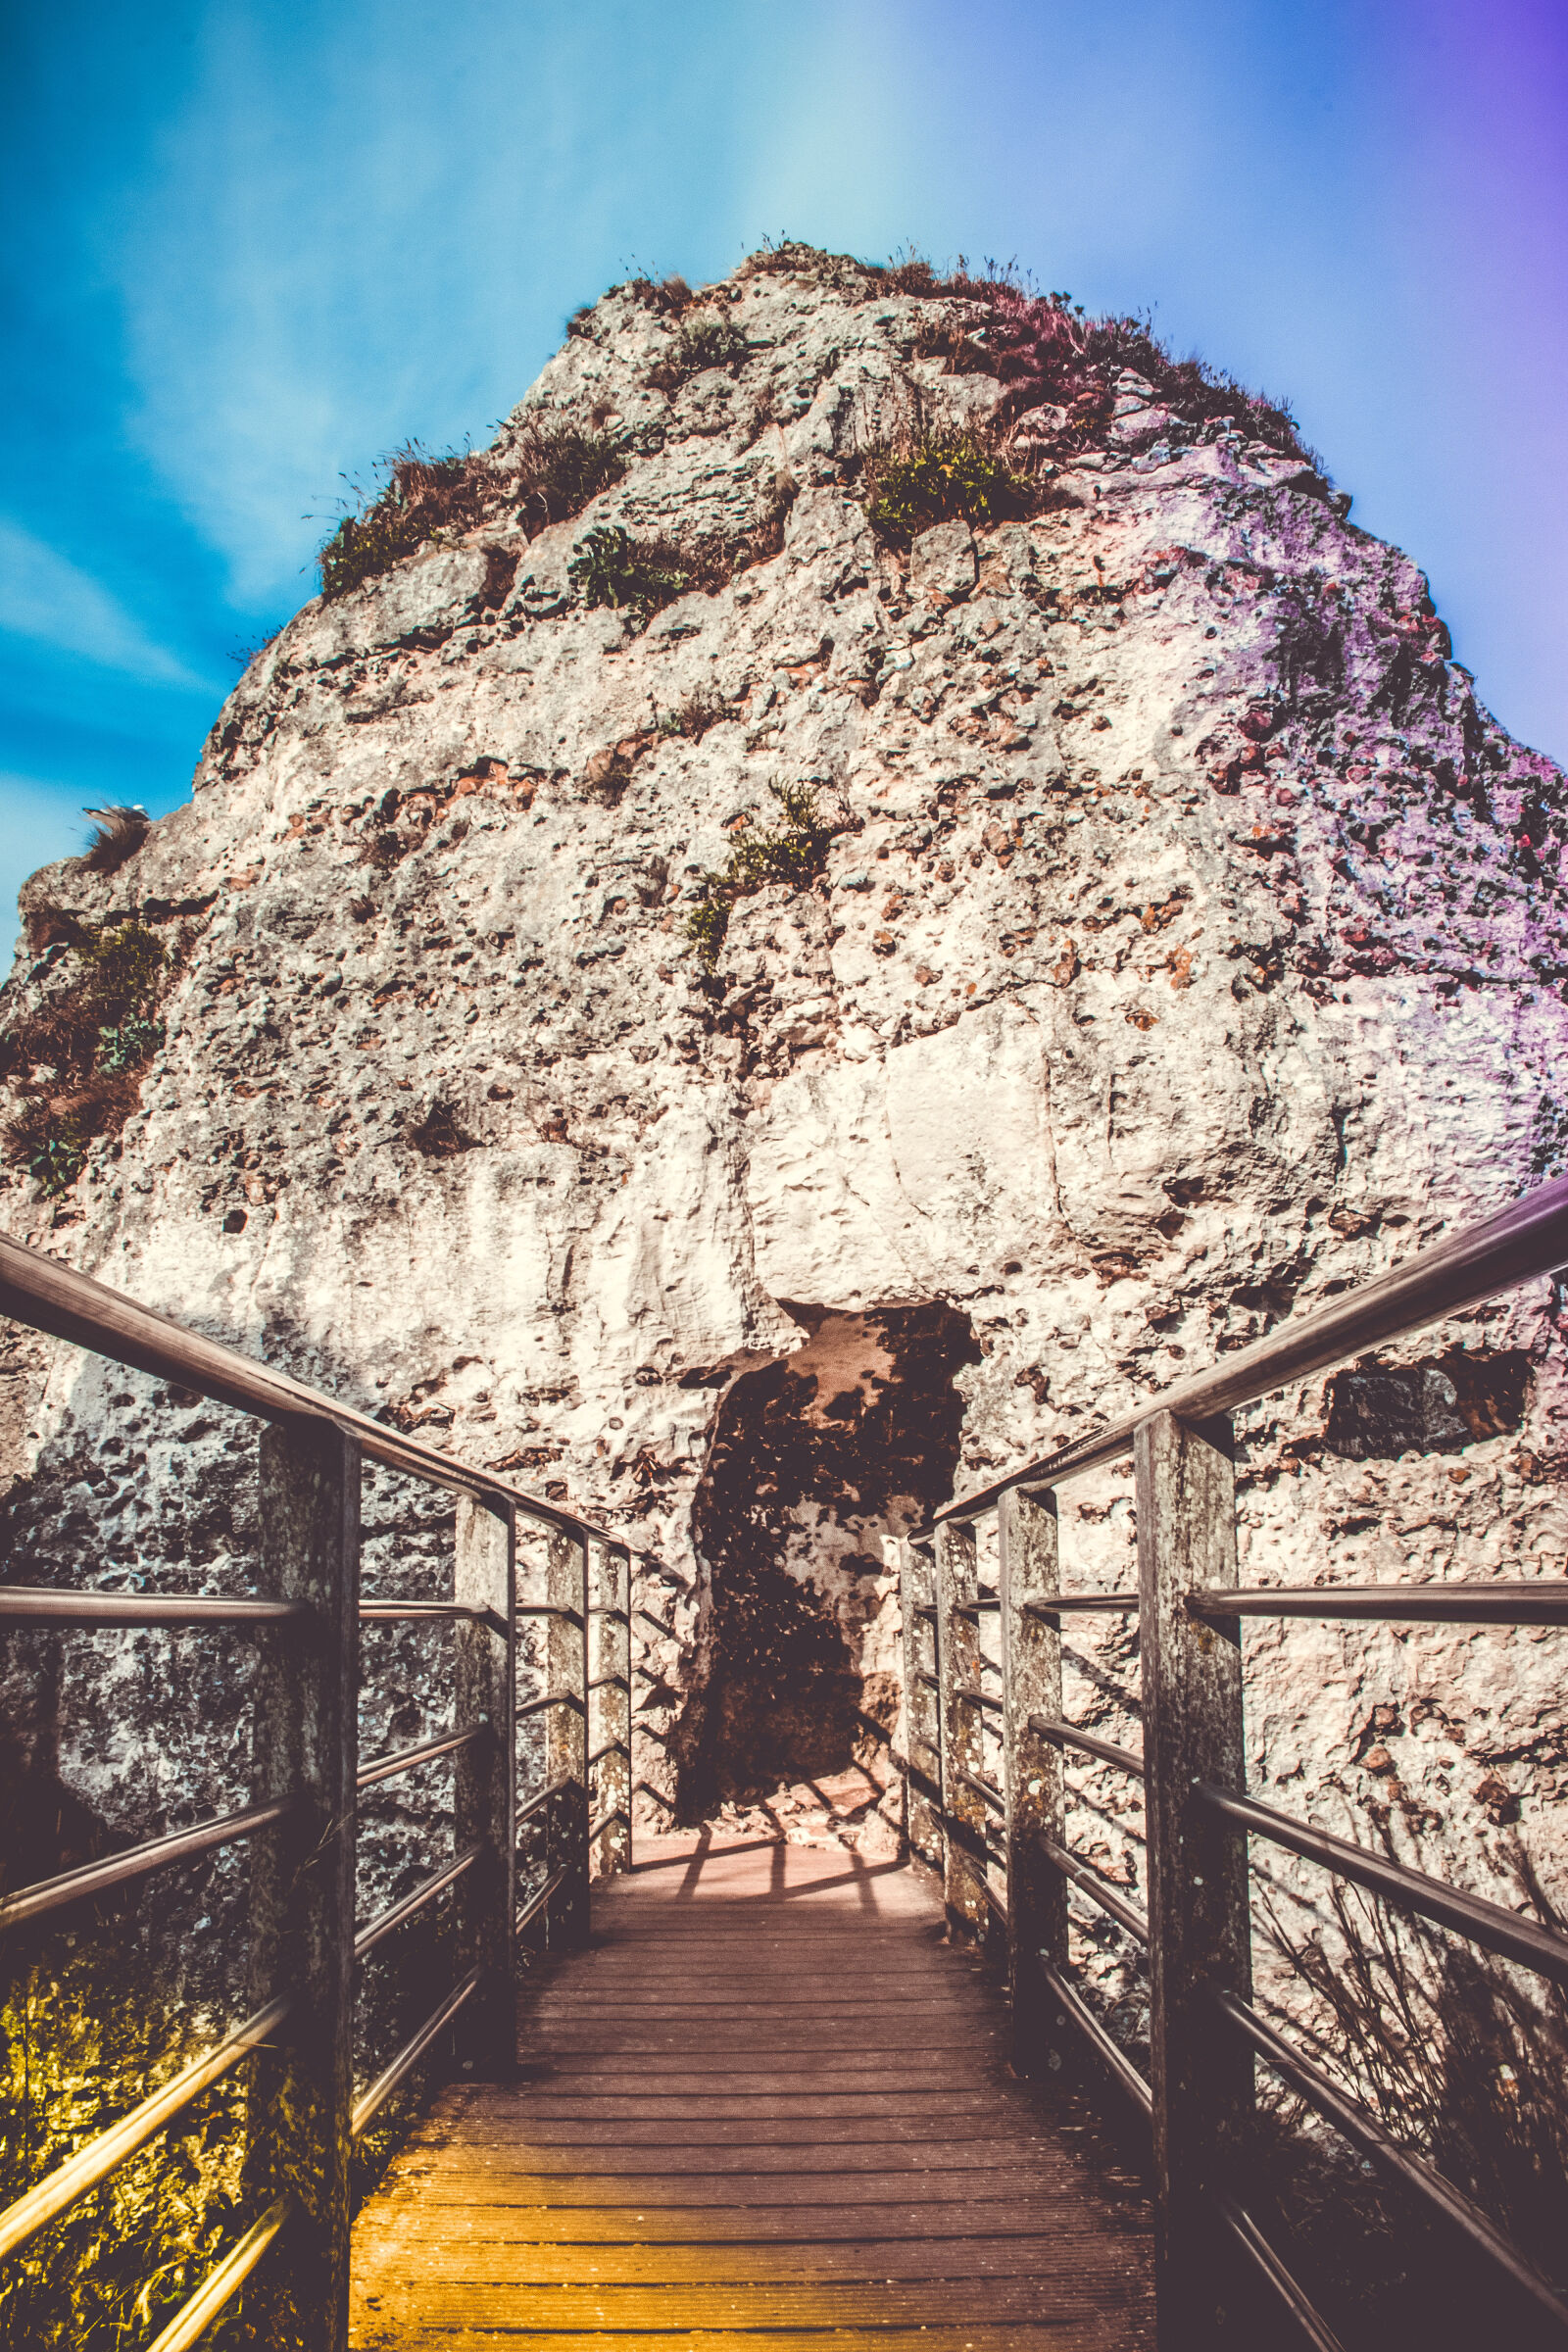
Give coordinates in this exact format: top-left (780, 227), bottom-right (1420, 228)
top-left (0, 518), bottom-right (208, 688)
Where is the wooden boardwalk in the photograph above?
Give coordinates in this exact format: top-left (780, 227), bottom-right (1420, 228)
top-left (350, 1833), bottom-right (1154, 2349)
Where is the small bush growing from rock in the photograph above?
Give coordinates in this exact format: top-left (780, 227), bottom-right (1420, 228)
top-left (511, 417), bottom-right (624, 531)
top-left (684, 782), bottom-right (829, 971)
top-left (648, 311), bottom-right (749, 391)
top-left (567, 524), bottom-right (689, 623)
top-left (658, 689), bottom-right (729, 742)
top-left (860, 426), bottom-right (1035, 546)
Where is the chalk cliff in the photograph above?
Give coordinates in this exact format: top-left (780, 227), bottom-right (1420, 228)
top-left (4, 246), bottom-right (1566, 1988)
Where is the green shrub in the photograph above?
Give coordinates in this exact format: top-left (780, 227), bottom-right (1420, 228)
top-left (567, 525), bottom-right (689, 623)
top-left (684, 783), bottom-right (830, 972)
top-left (671, 314), bottom-right (748, 374)
top-left (861, 427), bottom-right (1035, 546)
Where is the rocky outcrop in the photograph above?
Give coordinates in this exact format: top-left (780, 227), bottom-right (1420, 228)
top-left (4, 247), bottom-right (1567, 1989)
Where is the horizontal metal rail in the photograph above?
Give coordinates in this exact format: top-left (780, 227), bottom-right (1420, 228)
top-left (516, 1602), bottom-right (584, 1626)
top-left (1038, 1831), bottom-right (1150, 1942)
top-left (357, 1724), bottom-right (484, 1791)
top-left (0, 1587), bottom-right (310, 1628)
top-left (1037, 1954), bottom-right (1152, 2117)
top-left (1197, 1782), bottom-right (1568, 1984)
top-left (516, 1776), bottom-right (573, 1827)
top-left (0, 1993), bottom-right (290, 2262)
top-left (516, 1866), bottom-right (566, 1934)
top-left (909, 1601), bottom-right (936, 1620)
top-left (360, 1598), bottom-right (506, 1635)
top-left (354, 1845), bottom-right (481, 1963)
top-left (1024, 1592), bottom-right (1140, 1616)
top-left (1029, 1712), bottom-right (1146, 1779)
top-left (954, 1681), bottom-right (1003, 1713)
top-left (0, 1231), bottom-right (619, 1545)
top-left (909, 1732), bottom-right (941, 1761)
top-left (145, 2195), bottom-right (292, 2352)
top-left (0, 1795), bottom-right (299, 1930)
top-left (587, 1738), bottom-right (630, 1769)
top-left (914, 1667), bottom-right (940, 1691)
top-left (516, 1687), bottom-right (583, 1721)
top-left (1187, 1580), bottom-right (1568, 1627)
top-left (589, 1805), bottom-right (629, 1845)
top-left (955, 1767), bottom-right (1005, 1816)
top-left (588, 1672), bottom-right (629, 1693)
top-left (1216, 2196), bottom-right (1346, 2352)
top-left (351, 1967), bottom-right (482, 2138)
top-left (936, 1171), bottom-right (1568, 1522)
top-left (1212, 1987), bottom-right (1568, 2330)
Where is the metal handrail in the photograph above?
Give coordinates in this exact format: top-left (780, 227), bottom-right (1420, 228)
top-left (1186, 1579), bottom-right (1568, 1626)
top-left (1037, 1954), bottom-right (1151, 2116)
top-left (935, 1169), bottom-right (1568, 1523)
top-left (354, 1846), bottom-right (482, 1963)
top-left (145, 2195), bottom-right (292, 2352)
top-left (0, 1795), bottom-right (300, 1929)
top-left (1196, 1781), bottom-right (1568, 1984)
top-left (357, 1724), bottom-right (485, 1791)
top-left (0, 1994), bottom-right (291, 2262)
top-left (351, 1968), bottom-right (482, 2138)
top-left (0, 1231), bottom-right (620, 1546)
top-left (1037, 1831), bottom-right (1149, 1942)
top-left (1028, 1713), bottom-right (1145, 1779)
top-left (0, 1587), bottom-right (310, 1627)
top-left (1212, 1987), bottom-right (1568, 2329)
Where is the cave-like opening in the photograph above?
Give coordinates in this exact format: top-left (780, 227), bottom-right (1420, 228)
top-left (671, 1301), bottom-right (978, 1819)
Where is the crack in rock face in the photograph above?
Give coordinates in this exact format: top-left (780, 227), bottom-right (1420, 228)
top-left (673, 1303), bottom-right (977, 1813)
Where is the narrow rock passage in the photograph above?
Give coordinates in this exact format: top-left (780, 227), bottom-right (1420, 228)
top-left (350, 1834), bottom-right (1154, 2348)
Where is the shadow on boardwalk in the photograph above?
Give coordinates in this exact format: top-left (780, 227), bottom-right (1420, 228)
top-left (350, 1832), bottom-right (1154, 2349)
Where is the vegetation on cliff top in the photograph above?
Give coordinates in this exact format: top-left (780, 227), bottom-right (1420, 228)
top-left (318, 422), bottom-right (624, 600)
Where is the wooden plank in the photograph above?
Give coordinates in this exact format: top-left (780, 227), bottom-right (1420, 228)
top-left (351, 1843), bottom-right (1152, 2347)
top-left (1136, 1409), bottom-right (1252, 2349)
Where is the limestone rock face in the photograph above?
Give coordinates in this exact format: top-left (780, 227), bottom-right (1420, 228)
top-left (4, 248), bottom-right (1568, 1976)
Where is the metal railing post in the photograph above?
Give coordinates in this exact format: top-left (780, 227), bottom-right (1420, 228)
top-left (935, 1519), bottom-right (987, 1945)
top-left (547, 1529), bottom-right (590, 1946)
top-left (1137, 1408), bottom-right (1254, 2347)
top-left (244, 1418), bottom-right (360, 2352)
top-left (454, 1497), bottom-right (516, 2072)
top-left (589, 1541), bottom-right (632, 1877)
top-left (899, 1539), bottom-right (942, 1871)
top-left (999, 1488), bottom-right (1067, 2077)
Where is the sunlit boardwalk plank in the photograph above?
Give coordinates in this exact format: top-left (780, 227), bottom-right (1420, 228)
top-left (350, 1833), bottom-right (1153, 2349)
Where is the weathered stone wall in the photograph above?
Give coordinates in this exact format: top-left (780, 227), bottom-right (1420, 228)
top-left (3, 247), bottom-right (1566, 2009)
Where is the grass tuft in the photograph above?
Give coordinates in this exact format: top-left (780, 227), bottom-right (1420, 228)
top-left (684, 783), bottom-right (830, 972)
top-left (79, 807), bottom-right (150, 876)
top-left (567, 525), bottom-right (690, 623)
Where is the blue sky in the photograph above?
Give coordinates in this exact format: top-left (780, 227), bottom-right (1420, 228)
top-left (4, 0), bottom-right (1565, 957)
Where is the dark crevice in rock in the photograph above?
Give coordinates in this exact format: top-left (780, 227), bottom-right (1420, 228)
top-left (670, 1301), bottom-right (978, 1818)
top-left (1323, 1350), bottom-right (1532, 1459)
